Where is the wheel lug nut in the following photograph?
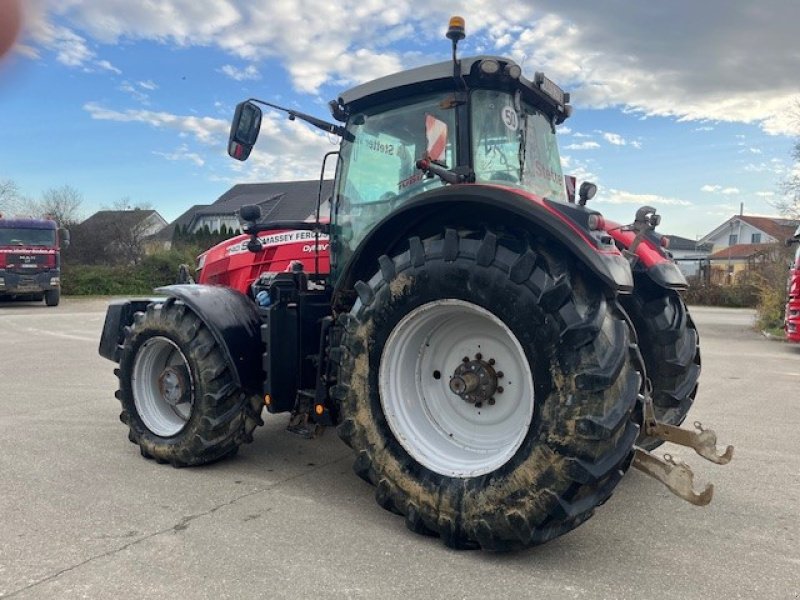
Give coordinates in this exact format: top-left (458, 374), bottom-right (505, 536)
top-left (488, 358), bottom-right (495, 365)
top-left (463, 356), bottom-right (470, 363)
top-left (488, 398), bottom-right (496, 405)
top-left (497, 386), bottom-right (504, 393)
top-left (475, 402), bottom-right (483, 408)
top-left (475, 353), bottom-right (482, 360)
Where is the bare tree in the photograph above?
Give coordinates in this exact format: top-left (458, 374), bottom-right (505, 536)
top-left (773, 103), bottom-right (800, 218)
top-left (0, 179), bottom-right (23, 215)
top-left (35, 185), bottom-right (84, 226)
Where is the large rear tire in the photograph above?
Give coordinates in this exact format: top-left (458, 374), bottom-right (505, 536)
top-left (334, 230), bottom-right (643, 550)
top-left (621, 286), bottom-right (700, 451)
top-left (116, 297), bottom-right (264, 467)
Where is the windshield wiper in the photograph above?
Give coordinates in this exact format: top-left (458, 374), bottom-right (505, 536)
top-left (415, 159), bottom-right (472, 185)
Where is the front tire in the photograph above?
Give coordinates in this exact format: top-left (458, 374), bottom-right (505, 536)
top-left (45, 288), bottom-right (60, 306)
top-left (335, 230), bottom-right (643, 550)
top-left (116, 297), bottom-right (263, 467)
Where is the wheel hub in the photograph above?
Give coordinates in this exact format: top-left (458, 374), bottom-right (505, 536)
top-left (158, 365), bottom-right (191, 407)
top-left (449, 355), bottom-right (504, 407)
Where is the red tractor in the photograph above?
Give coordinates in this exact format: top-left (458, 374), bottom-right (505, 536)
top-left (99, 18), bottom-right (731, 550)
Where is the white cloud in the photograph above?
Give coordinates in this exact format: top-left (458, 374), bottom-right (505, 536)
top-left (565, 141), bottom-right (600, 150)
top-left (24, 1), bottom-right (800, 135)
top-left (138, 80), bottom-right (158, 90)
top-left (83, 102), bottom-right (229, 144)
top-left (96, 59), bottom-right (121, 74)
top-left (755, 191), bottom-right (775, 198)
top-left (694, 126), bottom-right (714, 132)
top-left (601, 132), bottom-right (626, 146)
top-left (153, 145), bottom-right (205, 167)
top-left (599, 189), bottom-right (692, 207)
top-left (701, 184), bottom-right (739, 195)
top-left (219, 64), bottom-right (260, 81)
top-left (118, 81), bottom-right (150, 104)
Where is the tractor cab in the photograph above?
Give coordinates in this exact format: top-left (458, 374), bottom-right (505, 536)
top-left (228, 20), bottom-right (574, 285)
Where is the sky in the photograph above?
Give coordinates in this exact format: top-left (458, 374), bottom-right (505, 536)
top-left (0, 0), bottom-right (798, 239)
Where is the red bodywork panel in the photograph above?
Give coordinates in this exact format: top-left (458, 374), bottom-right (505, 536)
top-left (602, 219), bottom-right (671, 268)
top-left (785, 256), bottom-right (800, 343)
top-left (197, 229), bottom-right (330, 295)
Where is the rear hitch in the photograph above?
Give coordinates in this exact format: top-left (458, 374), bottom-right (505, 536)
top-left (633, 394), bottom-right (733, 505)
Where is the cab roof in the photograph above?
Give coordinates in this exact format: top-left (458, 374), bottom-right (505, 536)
top-left (337, 55), bottom-right (570, 122)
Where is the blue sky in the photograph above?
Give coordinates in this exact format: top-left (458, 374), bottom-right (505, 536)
top-left (0, 1), bottom-right (798, 239)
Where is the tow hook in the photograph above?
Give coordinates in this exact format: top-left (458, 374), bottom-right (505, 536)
top-left (633, 394), bottom-right (733, 506)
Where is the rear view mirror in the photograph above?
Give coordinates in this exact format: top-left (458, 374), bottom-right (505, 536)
top-left (59, 228), bottom-right (70, 249)
top-left (228, 101), bottom-right (262, 161)
top-left (239, 204), bottom-right (262, 223)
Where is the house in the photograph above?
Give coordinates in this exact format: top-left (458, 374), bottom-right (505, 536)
top-left (697, 214), bottom-right (800, 285)
top-left (153, 179), bottom-right (333, 248)
top-left (698, 214), bottom-right (800, 252)
top-left (69, 209), bottom-right (167, 264)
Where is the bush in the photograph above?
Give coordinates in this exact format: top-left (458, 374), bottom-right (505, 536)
top-left (62, 246), bottom-right (201, 295)
top-left (683, 281), bottom-right (759, 308)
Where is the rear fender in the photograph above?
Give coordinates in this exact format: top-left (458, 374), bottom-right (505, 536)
top-left (335, 185), bottom-right (633, 300)
top-left (604, 220), bottom-right (688, 291)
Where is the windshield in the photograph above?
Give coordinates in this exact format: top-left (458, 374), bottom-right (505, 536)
top-left (0, 227), bottom-right (56, 247)
top-left (471, 89), bottom-right (566, 202)
top-left (334, 94), bottom-right (456, 270)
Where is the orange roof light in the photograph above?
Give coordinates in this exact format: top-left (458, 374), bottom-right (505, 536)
top-left (447, 16), bottom-right (466, 42)
top-left (314, 404), bottom-right (325, 416)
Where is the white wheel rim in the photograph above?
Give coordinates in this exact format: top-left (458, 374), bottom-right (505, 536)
top-left (132, 336), bottom-right (194, 437)
top-left (379, 300), bottom-right (535, 478)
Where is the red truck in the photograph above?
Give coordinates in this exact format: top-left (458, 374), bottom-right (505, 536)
top-left (786, 225), bottom-right (800, 342)
top-left (0, 215), bottom-right (69, 306)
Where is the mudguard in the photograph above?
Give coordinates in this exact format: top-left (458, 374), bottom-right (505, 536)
top-left (335, 184), bottom-right (633, 297)
top-left (98, 285), bottom-right (264, 394)
top-left (154, 285), bottom-right (264, 393)
top-left (604, 222), bottom-right (688, 291)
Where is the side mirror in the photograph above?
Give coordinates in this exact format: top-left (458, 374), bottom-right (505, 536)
top-left (228, 101), bottom-right (262, 161)
top-left (59, 228), bottom-right (70, 249)
top-left (578, 182), bottom-right (597, 206)
top-left (239, 204), bottom-right (262, 223)
top-left (786, 237), bottom-right (799, 247)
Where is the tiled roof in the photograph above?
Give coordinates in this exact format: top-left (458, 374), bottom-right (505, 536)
top-left (707, 243), bottom-right (777, 260)
top-left (151, 180), bottom-right (333, 242)
top-left (737, 215), bottom-right (800, 242)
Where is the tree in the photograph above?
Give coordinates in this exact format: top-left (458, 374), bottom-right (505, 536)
top-left (775, 140), bottom-right (800, 218)
top-left (36, 185), bottom-right (84, 226)
top-left (0, 179), bottom-right (21, 215)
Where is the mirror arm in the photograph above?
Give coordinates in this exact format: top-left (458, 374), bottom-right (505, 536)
top-left (250, 98), bottom-right (346, 137)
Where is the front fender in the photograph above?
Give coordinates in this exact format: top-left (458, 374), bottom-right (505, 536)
top-left (155, 285), bottom-right (264, 394)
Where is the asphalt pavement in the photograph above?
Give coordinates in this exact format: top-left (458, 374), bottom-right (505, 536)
top-left (0, 299), bottom-right (798, 599)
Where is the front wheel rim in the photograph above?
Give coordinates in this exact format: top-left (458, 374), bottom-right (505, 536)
top-left (379, 300), bottom-right (535, 478)
top-left (132, 336), bottom-right (194, 437)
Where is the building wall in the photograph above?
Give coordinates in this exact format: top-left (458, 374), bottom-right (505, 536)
top-left (706, 220), bottom-right (775, 252)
